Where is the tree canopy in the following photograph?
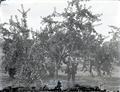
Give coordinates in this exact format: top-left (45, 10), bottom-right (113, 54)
top-left (0, 0), bottom-right (119, 86)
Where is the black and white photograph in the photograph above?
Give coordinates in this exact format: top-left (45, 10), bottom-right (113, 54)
top-left (0, 0), bottom-right (120, 92)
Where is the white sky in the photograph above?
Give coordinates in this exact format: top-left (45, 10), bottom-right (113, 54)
top-left (0, 0), bottom-right (120, 39)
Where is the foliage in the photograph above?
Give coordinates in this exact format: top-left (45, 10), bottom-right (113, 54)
top-left (0, 0), bottom-right (118, 86)
top-left (108, 26), bottom-right (120, 64)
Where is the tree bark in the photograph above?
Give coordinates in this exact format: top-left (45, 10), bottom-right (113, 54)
top-left (89, 61), bottom-right (94, 77)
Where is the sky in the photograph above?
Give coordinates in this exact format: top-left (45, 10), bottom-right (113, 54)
top-left (0, 0), bottom-right (120, 40)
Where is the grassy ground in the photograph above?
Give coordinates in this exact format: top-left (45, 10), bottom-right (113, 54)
top-left (56, 74), bottom-right (120, 91)
top-left (0, 73), bottom-right (120, 91)
top-left (0, 67), bottom-right (120, 91)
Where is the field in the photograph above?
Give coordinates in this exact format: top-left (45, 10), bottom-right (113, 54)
top-left (0, 71), bottom-right (120, 91)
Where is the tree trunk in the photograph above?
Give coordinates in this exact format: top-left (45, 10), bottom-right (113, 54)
top-left (97, 67), bottom-right (101, 76)
top-left (49, 70), bottom-right (55, 78)
top-left (89, 61), bottom-right (94, 77)
top-left (71, 63), bottom-right (78, 82)
top-left (66, 63), bottom-right (71, 81)
top-left (55, 61), bottom-right (58, 79)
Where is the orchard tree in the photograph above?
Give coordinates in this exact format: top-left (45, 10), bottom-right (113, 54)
top-left (0, 5), bottom-right (35, 83)
top-left (38, 0), bottom-right (104, 80)
top-left (59, 0), bottom-right (103, 78)
top-left (93, 26), bottom-right (120, 77)
top-left (109, 26), bottom-right (120, 64)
